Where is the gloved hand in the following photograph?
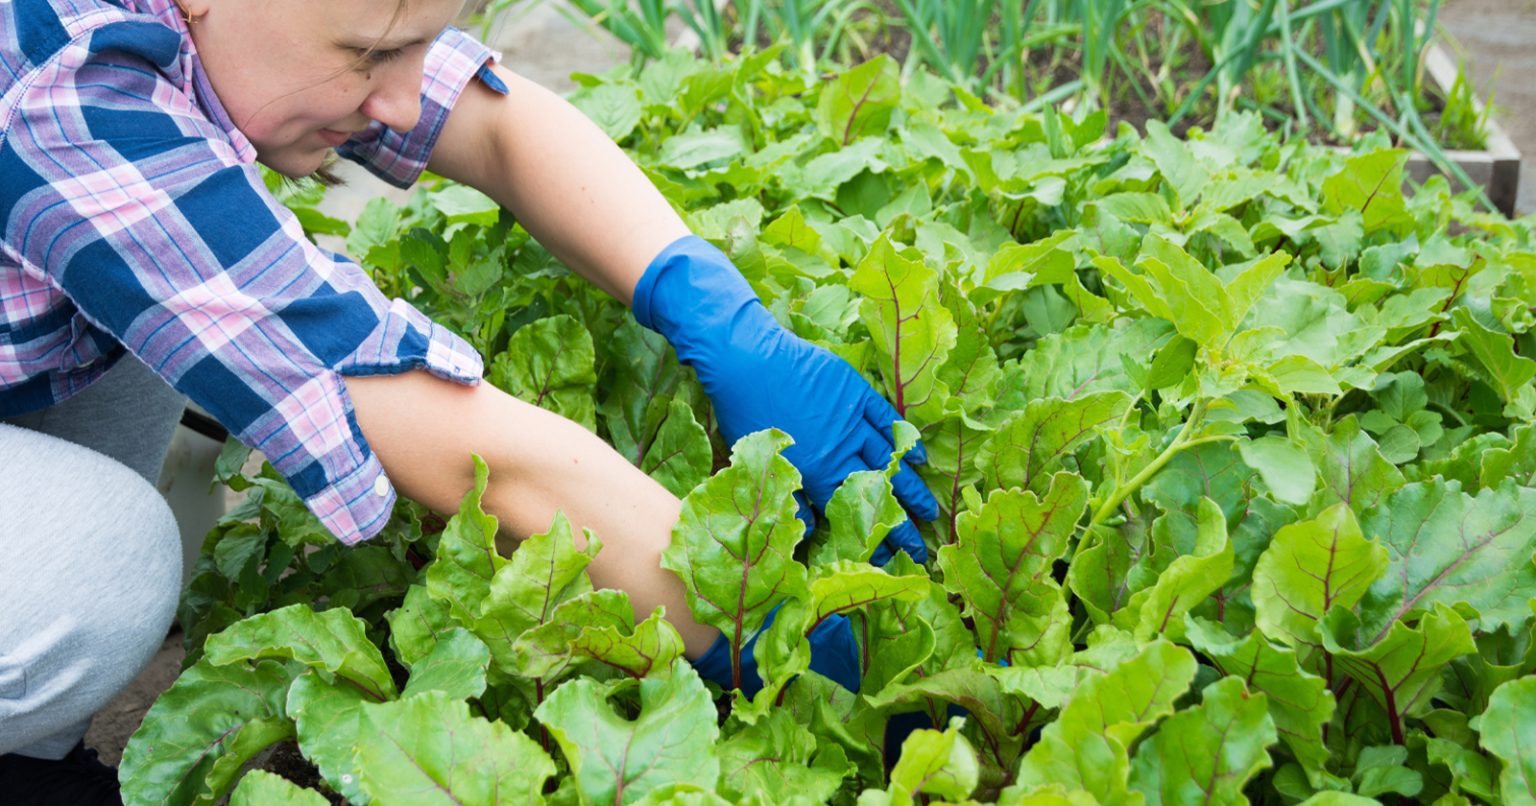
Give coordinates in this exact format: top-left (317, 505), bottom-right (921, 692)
top-left (691, 607), bottom-right (861, 697)
top-left (633, 235), bottom-right (941, 564)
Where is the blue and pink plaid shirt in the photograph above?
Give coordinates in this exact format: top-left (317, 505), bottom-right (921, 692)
top-left (1, 0), bottom-right (508, 543)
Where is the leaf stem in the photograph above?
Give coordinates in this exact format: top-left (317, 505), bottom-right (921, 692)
top-left (1088, 398), bottom-right (1210, 532)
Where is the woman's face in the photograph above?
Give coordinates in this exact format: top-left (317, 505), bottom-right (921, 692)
top-left (182, 0), bottom-right (463, 177)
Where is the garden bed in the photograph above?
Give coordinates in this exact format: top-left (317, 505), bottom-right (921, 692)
top-left (572, 0), bottom-right (1526, 217)
top-left (119, 43), bottom-right (1536, 804)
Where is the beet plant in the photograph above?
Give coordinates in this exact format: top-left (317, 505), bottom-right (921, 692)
top-left (122, 50), bottom-right (1536, 805)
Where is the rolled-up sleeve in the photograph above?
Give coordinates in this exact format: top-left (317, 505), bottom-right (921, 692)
top-left (338, 26), bottom-right (509, 188)
top-left (0, 43), bottom-right (483, 543)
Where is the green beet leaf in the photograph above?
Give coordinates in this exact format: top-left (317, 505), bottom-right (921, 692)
top-left (476, 511), bottom-right (601, 679)
top-left (386, 583), bottom-right (458, 669)
top-left (228, 770), bottom-right (328, 806)
top-left (1117, 497), bottom-right (1233, 642)
top-left (1144, 120), bottom-right (1209, 207)
top-left (1013, 641), bottom-right (1198, 803)
top-left (1068, 522), bottom-right (1146, 627)
top-left (1238, 435), bottom-right (1317, 506)
top-left (1097, 236), bottom-right (1288, 351)
top-left (981, 230), bottom-right (1077, 293)
top-left (1185, 618), bottom-right (1338, 788)
top-left (817, 420), bottom-right (920, 564)
top-left (1252, 504), bottom-right (1388, 650)
top-left (1452, 308), bottom-right (1536, 415)
top-left (120, 659), bottom-right (295, 806)
top-left (203, 603), bottom-right (397, 701)
top-left (517, 589), bottom-right (686, 680)
top-left (1129, 677), bottom-right (1277, 805)
top-left (535, 659), bottom-right (720, 806)
top-left (1011, 319), bottom-right (1168, 402)
top-left (809, 559), bottom-right (931, 624)
top-left (1146, 334), bottom-right (1199, 391)
top-left (864, 664), bottom-right (1017, 765)
top-left (354, 690), bottom-right (555, 805)
top-left (425, 455), bottom-right (505, 627)
top-left (817, 468), bottom-right (909, 565)
top-left (661, 429), bottom-right (809, 689)
top-left (1350, 745), bottom-right (1423, 799)
top-left (1425, 735), bottom-right (1498, 803)
top-left (746, 561), bottom-right (930, 716)
top-left (598, 319), bottom-right (685, 467)
top-left (979, 392), bottom-right (1131, 495)
top-left (641, 397), bottom-right (712, 498)
top-left (938, 472), bottom-right (1087, 664)
top-left (508, 588), bottom-right (631, 679)
top-left (285, 670), bottom-right (371, 804)
top-left (850, 234), bottom-right (958, 421)
top-left (1357, 480), bottom-right (1536, 640)
top-left (816, 55), bottom-right (901, 146)
top-left (1303, 418), bottom-right (1406, 513)
top-left (880, 721), bottom-right (980, 805)
top-left (571, 83), bottom-right (643, 141)
top-left (631, 784), bottom-right (733, 805)
top-left (1481, 422), bottom-right (1536, 489)
top-left (488, 314), bottom-right (598, 431)
top-left (568, 604), bottom-right (686, 680)
top-left (400, 627), bottom-right (491, 700)
top-left (1478, 676), bottom-right (1536, 806)
top-left (1293, 795), bottom-right (1382, 806)
top-left (717, 710), bottom-right (845, 805)
top-left (1321, 604), bottom-right (1477, 745)
top-left (1320, 149), bottom-right (1412, 235)
top-left (863, 553), bottom-right (975, 695)
top-left (994, 630), bottom-right (1141, 711)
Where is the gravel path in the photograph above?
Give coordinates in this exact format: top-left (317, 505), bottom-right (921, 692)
top-left (1440, 0), bottom-right (1536, 215)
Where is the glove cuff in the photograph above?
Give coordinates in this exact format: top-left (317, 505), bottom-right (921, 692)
top-left (690, 608), bottom-right (861, 697)
top-left (632, 234), bottom-right (761, 344)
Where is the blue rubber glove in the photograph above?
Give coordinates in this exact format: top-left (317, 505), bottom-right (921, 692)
top-left (633, 235), bottom-right (941, 564)
top-left (691, 607), bottom-right (861, 697)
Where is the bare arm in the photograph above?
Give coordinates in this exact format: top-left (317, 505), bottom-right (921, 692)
top-left (343, 370), bottom-right (717, 657)
top-left (366, 65), bottom-right (715, 655)
top-left (424, 64), bottom-right (689, 304)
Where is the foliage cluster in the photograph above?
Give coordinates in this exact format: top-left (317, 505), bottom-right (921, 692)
top-left (483, 0), bottom-right (1493, 160)
top-left (125, 50), bottom-right (1536, 805)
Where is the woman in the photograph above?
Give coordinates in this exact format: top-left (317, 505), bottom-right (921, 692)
top-left (0, 0), bottom-right (937, 800)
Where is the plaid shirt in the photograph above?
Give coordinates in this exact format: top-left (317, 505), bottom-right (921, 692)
top-left (1, 0), bottom-right (508, 543)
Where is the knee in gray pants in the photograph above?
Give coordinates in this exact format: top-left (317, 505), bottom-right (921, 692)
top-left (0, 425), bottom-right (183, 759)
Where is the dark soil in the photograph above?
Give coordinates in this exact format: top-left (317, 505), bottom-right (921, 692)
top-left (263, 742), bottom-right (346, 805)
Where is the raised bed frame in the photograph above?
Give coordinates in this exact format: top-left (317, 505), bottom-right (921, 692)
top-left (1414, 39), bottom-right (1522, 218)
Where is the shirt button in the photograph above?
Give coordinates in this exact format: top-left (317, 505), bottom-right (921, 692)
top-left (374, 476), bottom-right (389, 497)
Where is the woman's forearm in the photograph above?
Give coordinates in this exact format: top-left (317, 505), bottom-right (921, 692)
top-left (343, 369), bottom-right (717, 657)
top-left (426, 65), bottom-right (690, 304)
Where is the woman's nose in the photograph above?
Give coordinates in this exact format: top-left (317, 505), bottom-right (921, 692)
top-left (360, 63), bottom-right (423, 133)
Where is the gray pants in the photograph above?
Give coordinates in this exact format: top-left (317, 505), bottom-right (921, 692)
top-left (0, 355), bottom-right (186, 759)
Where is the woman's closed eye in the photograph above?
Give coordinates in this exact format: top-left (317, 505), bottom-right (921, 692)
top-left (355, 47), bottom-right (405, 68)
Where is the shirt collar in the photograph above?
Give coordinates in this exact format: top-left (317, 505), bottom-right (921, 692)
top-left (124, 0), bottom-right (259, 165)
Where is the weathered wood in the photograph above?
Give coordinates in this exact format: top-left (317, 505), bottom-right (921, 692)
top-left (1417, 40), bottom-right (1522, 217)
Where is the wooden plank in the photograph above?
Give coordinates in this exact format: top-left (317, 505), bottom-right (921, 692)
top-left (1420, 39), bottom-right (1522, 217)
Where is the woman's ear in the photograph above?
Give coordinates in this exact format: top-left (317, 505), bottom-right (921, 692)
top-left (176, 0), bottom-right (213, 23)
